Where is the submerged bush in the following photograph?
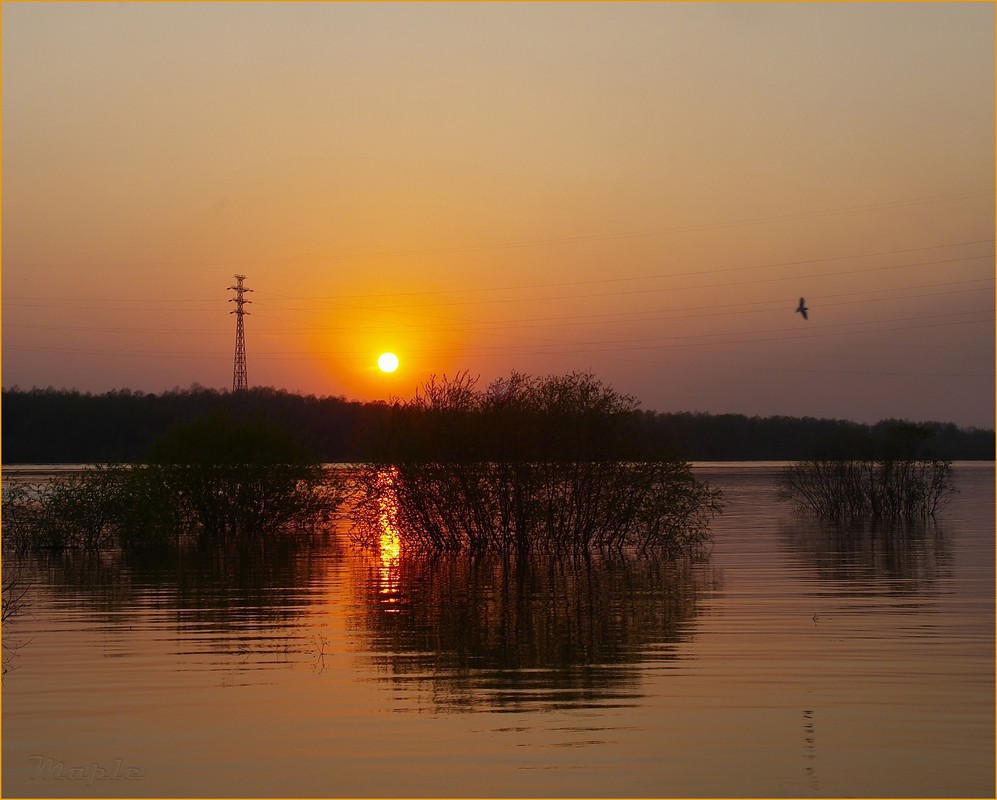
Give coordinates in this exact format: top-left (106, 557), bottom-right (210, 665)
top-left (777, 458), bottom-right (957, 519)
top-left (137, 412), bottom-right (344, 538)
top-left (351, 461), bottom-right (721, 555)
top-left (2, 412), bottom-right (344, 551)
top-left (117, 463), bottom-right (341, 541)
top-left (350, 372), bottom-right (722, 554)
top-left (2, 467), bottom-right (126, 551)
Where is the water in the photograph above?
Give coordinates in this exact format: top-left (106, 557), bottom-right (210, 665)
top-left (2, 463), bottom-right (993, 797)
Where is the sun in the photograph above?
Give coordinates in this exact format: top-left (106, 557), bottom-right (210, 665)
top-left (377, 352), bottom-right (399, 373)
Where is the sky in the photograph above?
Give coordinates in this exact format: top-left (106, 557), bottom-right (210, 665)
top-left (2, 2), bottom-right (994, 428)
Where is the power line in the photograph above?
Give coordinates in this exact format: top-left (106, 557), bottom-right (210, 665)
top-left (5, 277), bottom-right (992, 343)
top-left (257, 237), bottom-right (995, 303)
top-left (253, 278), bottom-right (995, 336)
top-left (258, 251), bottom-right (995, 315)
top-left (6, 310), bottom-right (991, 366)
top-left (6, 237), bottom-right (991, 312)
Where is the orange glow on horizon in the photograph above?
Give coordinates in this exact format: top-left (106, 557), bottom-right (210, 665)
top-left (304, 281), bottom-right (466, 400)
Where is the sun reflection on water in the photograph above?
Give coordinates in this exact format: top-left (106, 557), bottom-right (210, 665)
top-left (376, 469), bottom-right (402, 611)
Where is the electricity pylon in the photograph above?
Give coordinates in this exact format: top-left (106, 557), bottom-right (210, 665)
top-left (228, 275), bottom-right (252, 391)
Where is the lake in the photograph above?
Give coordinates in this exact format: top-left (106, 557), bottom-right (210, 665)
top-left (2, 463), bottom-right (993, 797)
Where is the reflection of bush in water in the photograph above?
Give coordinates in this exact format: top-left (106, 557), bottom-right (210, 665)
top-left (778, 517), bottom-right (952, 594)
top-left (348, 551), bottom-right (716, 711)
top-left (7, 535), bottom-right (335, 629)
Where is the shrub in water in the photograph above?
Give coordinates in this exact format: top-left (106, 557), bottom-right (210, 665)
top-left (2, 467), bottom-right (125, 551)
top-left (2, 411), bottom-right (344, 551)
top-left (350, 372), bottom-right (722, 554)
top-left (130, 411), bottom-right (342, 538)
top-left (777, 458), bottom-right (957, 519)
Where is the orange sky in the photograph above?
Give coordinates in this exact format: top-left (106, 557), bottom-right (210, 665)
top-left (2, 2), bottom-right (994, 426)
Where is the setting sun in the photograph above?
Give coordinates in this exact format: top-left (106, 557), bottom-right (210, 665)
top-left (377, 352), bottom-right (399, 373)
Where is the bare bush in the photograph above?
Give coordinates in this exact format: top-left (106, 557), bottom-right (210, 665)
top-left (1, 412), bottom-right (346, 551)
top-left (2, 468), bottom-right (123, 551)
top-left (351, 461), bottom-right (721, 556)
top-left (777, 458), bottom-right (957, 519)
top-left (350, 372), bottom-right (722, 554)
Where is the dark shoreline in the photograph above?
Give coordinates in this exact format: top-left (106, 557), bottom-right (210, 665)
top-left (3, 385), bottom-right (993, 464)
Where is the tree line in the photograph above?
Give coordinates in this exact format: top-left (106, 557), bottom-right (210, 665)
top-left (2, 384), bottom-right (993, 464)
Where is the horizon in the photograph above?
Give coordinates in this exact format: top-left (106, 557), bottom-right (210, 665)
top-left (3, 3), bottom-right (994, 429)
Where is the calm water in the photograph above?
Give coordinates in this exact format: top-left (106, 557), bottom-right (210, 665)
top-left (2, 463), bottom-right (993, 797)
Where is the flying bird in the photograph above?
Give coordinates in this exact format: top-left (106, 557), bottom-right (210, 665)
top-left (795, 297), bottom-right (808, 320)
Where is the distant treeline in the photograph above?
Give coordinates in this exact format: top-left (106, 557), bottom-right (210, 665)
top-left (2, 385), bottom-right (993, 464)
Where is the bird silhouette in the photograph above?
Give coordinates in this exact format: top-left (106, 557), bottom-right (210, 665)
top-left (796, 297), bottom-right (808, 320)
